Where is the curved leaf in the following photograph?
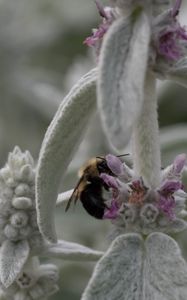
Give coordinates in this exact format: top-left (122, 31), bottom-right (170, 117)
top-left (0, 240), bottom-right (30, 288)
top-left (82, 233), bottom-right (143, 300)
top-left (36, 68), bottom-right (97, 242)
top-left (42, 240), bottom-right (104, 261)
top-left (98, 10), bottom-right (150, 150)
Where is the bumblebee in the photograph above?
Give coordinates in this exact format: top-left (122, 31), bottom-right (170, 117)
top-left (65, 155), bottom-right (127, 219)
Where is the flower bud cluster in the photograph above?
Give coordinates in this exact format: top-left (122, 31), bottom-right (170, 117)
top-left (0, 147), bottom-right (43, 251)
top-left (1, 259), bottom-right (59, 300)
top-left (101, 154), bottom-right (187, 236)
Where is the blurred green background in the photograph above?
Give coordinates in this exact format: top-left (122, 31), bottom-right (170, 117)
top-left (1, 0), bottom-right (187, 299)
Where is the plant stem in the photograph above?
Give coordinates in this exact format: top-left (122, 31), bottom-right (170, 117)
top-left (132, 72), bottom-right (161, 188)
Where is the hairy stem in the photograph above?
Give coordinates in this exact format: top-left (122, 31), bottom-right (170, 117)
top-left (132, 72), bottom-right (161, 188)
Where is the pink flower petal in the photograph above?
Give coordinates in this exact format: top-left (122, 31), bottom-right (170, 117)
top-left (156, 2), bottom-right (187, 62)
top-left (100, 173), bottom-right (119, 189)
top-left (84, 3), bottom-right (115, 54)
top-left (105, 154), bottom-right (123, 175)
top-left (157, 195), bottom-right (176, 220)
top-left (103, 200), bottom-right (119, 219)
top-left (159, 180), bottom-right (182, 194)
top-left (158, 25), bottom-right (187, 60)
top-left (173, 153), bottom-right (186, 173)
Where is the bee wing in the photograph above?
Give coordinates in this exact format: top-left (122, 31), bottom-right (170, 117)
top-left (65, 177), bottom-right (82, 211)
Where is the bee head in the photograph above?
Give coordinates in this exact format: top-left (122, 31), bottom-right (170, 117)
top-left (96, 157), bottom-right (115, 176)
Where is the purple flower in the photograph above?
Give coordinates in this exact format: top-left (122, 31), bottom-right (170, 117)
top-left (156, 0), bottom-right (187, 61)
top-left (100, 173), bottom-right (119, 189)
top-left (157, 195), bottom-right (176, 220)
top-left (157, 179), bottom-right (183, 219)
top-left (84, 2), bottom-right (115, 54)
top-left (84, 24), bottom-right (108, 47)
top-left (100, 172), bottom-right (121, 219)
top-left (103, 199), bottom-right (120, 219)
top-left (158, 26), bottom-right (187, 60)
top-left (173, 153), bottom-right (186, 174)
top-left (105, 154), bottom-right (124, 176)
top-left (100, 172), bottom-right (120, 201)
top-left (159, 180), bottom-right (182, 194)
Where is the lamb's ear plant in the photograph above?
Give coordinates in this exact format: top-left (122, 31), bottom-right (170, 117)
top-left (3, 0), bottom-right (186, 299)
top-left (36, 68), bottom-right (97, 242)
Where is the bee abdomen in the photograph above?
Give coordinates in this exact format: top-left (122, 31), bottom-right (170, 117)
top-left (80, 181), bottom-right (106, 219)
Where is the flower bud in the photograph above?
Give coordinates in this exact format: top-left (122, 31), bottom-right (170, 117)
top-left (15, 183), bottom-right (31, 197)
top-left (120, 203), bottom-right (136, 223)
top-left (10, 212), bottom-right (29, 228)
top-left (0, 168), bottom-right (11, 182)
top-left (16, 272), bottom-right (35, 289)
top-left (19, 165), bottom-right (35, 182)
top-left (25, 151), bottom-right (34, 166)
top-left (6, 178), bottom-right (16, 188)
top-left (8, 154), bottom-right (24, 170)
top-left (12, 197), bottom-right (32, 210)
top-left (140, 204), bottom-right (159, 224)
top-left (4, 225), bottom-right (19, 240)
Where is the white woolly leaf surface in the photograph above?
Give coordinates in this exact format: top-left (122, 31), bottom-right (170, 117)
top-left (82, 233), bottom-right (143, 300)
top-left (36, 68), bottom-right (97, 242)
top-left (0, 240), bottom-right (30, 288)
top-left (82, 232), bottom-right (187, 300)
top-left (56, 189), bottom-right (74, 206)
top-left (98, 10), bottom-right (150, 150)
top-left (43, 240), bottom-right (103, 261)
top-left (132, 73), bottom-right (161, 188)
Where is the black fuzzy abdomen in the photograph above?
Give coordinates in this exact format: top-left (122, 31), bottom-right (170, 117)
top-left (80, 178), bottom-right (106, 219)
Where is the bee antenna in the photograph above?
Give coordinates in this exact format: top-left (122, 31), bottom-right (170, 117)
top-left (116, 153), bottom-right (129, 158)
top-left (96, 156), bottom-right (106, 160)
top-left (96, 154), bottom-right (129, 159)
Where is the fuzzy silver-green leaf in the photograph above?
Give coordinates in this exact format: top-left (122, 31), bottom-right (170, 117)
top-left (82, 232), bottom-right (187, 299)
top-left (56, 189), bottom-right (74, 206)
top-left (0, 240), bottom-right (30, 288)
top-left (36, 68), bottom-right (97, 242)
top-left (82, 233), bottom-right (143, 300)
top-left (98, 10), bottom-right (150, 150)
top-left (42, 240), bottom-right (103, 261)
